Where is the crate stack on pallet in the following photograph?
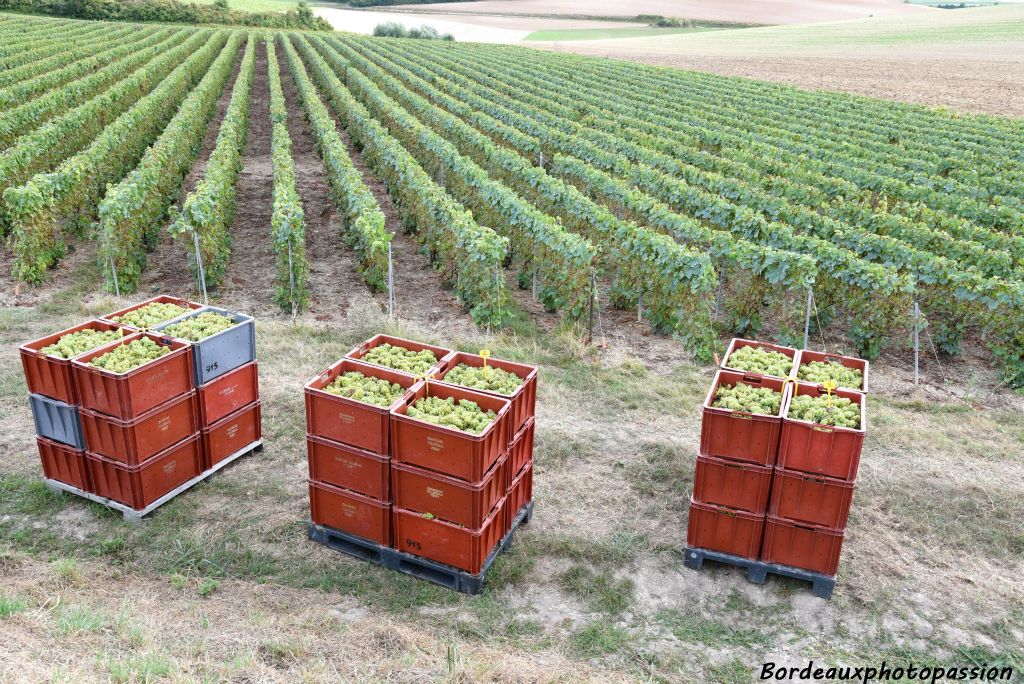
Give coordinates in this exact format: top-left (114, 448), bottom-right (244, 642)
top-left (19, 296), bottom-right (262, 521)
top-left (686, 339), bottom-right (868, 598)
top-left (306, 334), bottom-right (537, 593)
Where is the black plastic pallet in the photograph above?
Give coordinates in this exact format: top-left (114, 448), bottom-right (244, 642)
top-left (308, 502), bottom-right (533, 594)
top-left (683, 546), bottom-right (836, 599)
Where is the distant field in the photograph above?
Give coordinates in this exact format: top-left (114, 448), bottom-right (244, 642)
top-left (188, 0), bottom-right (339, 11)
top-left (395, 0), bottom-right (929, 24)
top-left (523, 26), bottom-right (710, 41)
top-left (539, 4), bottom-right (1024, 116)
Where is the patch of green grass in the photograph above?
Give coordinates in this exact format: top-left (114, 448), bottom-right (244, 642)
top-left (0, 476), bottom-right (66, 516)
top-left (523, 27), bottom-right (711, 41)
top-left (709, 659), bottom-right (753, 683)
top-left (527, 529), bottom-right (646, 567)
top-left (558, 565), bottom-right (634, 615)
top-left (104, 653), bottom-right (173, 684)
top-left (198, 578), bottom-right (220, 597)
top-left (55, 605), bottom-right (108, 635)
top-left (626, 438), bottom-right (692, 511)
top-left (259, 639), bottom-right (307, 667)
top-left (657, 608), bottom-right (769, 649)
top-left (0, 595), bottom-right (29, 618)
top-left (569, 621), bottom-right (631, 657)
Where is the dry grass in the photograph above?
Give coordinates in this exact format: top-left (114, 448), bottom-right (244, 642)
top-left (1, 256), bottom-right (1022, 681)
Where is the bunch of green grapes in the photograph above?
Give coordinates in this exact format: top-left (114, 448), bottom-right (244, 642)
top-left (442, 363), bottom-right (522, 395)
top-left (725, 345), bottom-right (792, 377)
top-left (788, 394), bottom-right (861, 429)
top-left (797, 361), bottom-right (863, 390)
top-left (361, 343), bottom-right (437, 375)
top-left (161, 312), bottom-right (236, 342)
top-left (41, 328), bottom-right (123, 359)
top-left (324, 371), bottom-right (404, 407)
top-left (406, 396), bottom-right (497, 434)
top-left (90, 338), bottom-right (170, 374)
top-left (111, 302), bottom-right (190, 328)
top-left (712, 382), bottom-right (782, 416)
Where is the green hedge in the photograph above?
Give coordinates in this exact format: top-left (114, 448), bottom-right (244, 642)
top-left (0, 0), bottom-right (333, 30)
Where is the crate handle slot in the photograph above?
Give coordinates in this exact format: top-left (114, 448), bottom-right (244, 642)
top-left (811, 426), bottom-right (834, 433)
top-left (730, 413), bottom-right (753, 420)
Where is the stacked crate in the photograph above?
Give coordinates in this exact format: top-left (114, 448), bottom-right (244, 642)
top-left (762, 348), bottom-right (867, 577)
top-left (306, 334), bottom-right (537, 586)
top-left (687, 339), bottom-right (868, 590)
top-left (19, 296), bottom-right (261, 516)
top-left (154, 305), bottom-right (261, 473)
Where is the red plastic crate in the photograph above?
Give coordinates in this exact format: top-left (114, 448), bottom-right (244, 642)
top-left (700, 370), bottom-right (788, 466)
top-left (390, 381), bottom-right (511, 482)
top-left (100, 295), bottom-right (203, 329)
top-left (794, 349), bottom-right (869, 394)
top-left (777, 383), bottom-right (866, 481)
top-left (37, 437), bottom-right (91, 492)
top-left (79, 391), bottom-right (198, 466)
top-left (197, 361), bottom-right (259, 427)
top-left (201, 401), bottom-right (261, 470)
top-left (307, 434), bottom-right (390, 500)
top-left (692, 454), bottom-right (773, 513)
top-left (505, 460), bottom-right (533, 534)
top-left (433, 351), bottom-right (537, 440)
top-left (345, 334), bottom-right (453, 378)
top-left (393, 497), bottom-right (506, 574)
top-left (304, 358), bottom-right (417, 456)
top-left (768, 468), bottom-right (855, 529)
top-left (721, 338), bottom-right (797, 380)
top-left (391, 453), bottom-right (507, 529)
top-left (686, 498), bottom-right (765, 560)
top-left (19, 320), bottom-right (128, 404)
top-left (86, 435), bottom-right (202, 510)
top-left (309, 480), bottom-right (391, 546)
top-left (71, 332), bottom-right (193, 420)
top-left (761, 515), bottom-right (845, 576)
top-left (505, 417), bottom-right (535, 488)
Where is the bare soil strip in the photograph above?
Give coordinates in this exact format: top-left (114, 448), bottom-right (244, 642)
top-left (216, 41), bottom-right (279, 318)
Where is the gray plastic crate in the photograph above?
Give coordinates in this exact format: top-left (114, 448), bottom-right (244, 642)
top-left (29, 394), bottom-right (84, 449)
top-left (154, 306), bottom-right (256, 386)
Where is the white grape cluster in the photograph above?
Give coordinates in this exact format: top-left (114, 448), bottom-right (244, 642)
top-left (788, 395), bottom-right (860, 429)
top-left (797, 361), bottom-right (863, 390)
top-left (442, 363), bottom-right (522, 395)
top-left (324, 371), bottom-right (404, 407)
top-left (89, 338), bottom-right (170, 374)
top-left (407, 396), bottom-right (497, 434)
top-left (712, 382), bottom-right (782, 416)
top-left (725, 345), bottom-right (792, 377)
top-left (161, 312), bottom-right (236, 342)
top-left (111, 302), bottom-right (189, 329)
top-left (361, 343), bottom-right (437, 375)
top-left (41, 328), bottom-right (123, 359)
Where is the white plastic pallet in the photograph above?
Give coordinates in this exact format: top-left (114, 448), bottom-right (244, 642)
top-left (43, 440), bottom-right (263, 523)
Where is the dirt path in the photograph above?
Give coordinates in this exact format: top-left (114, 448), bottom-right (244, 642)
top-left (216, 41), bottom-right (279, 319)
top-left (276, 45), bottom-right (379, 325)
top-left (138, 44), bottom-right (245, 302)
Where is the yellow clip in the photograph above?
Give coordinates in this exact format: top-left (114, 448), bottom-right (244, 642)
top-left (822, 379), bottom-right (837, 409)
top-left (480, 349), bottom-right (491, 376)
